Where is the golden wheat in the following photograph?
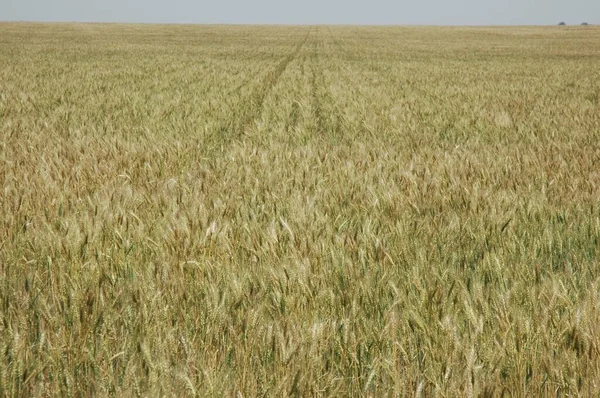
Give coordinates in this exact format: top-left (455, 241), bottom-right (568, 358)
top-left (1, 22), bottom-right (600, 396)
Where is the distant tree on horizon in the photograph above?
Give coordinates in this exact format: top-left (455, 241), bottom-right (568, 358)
top-left (558, 21), bottom-right (566, 25)
top-left (581, 22), bottom-right (589, 26)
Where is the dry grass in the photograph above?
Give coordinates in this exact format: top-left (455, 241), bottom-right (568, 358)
top-left (1, 22), bottom-right (600, 396)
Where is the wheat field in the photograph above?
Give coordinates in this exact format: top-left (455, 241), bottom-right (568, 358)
top-left (1, 23), bottom-right (600, 396)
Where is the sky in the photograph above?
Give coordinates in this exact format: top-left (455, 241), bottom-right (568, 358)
top-left (1, 0), bottom-right (598, 25)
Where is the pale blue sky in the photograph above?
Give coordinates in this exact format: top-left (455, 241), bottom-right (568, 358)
top-left (1, 0), bottom-right (597, 25)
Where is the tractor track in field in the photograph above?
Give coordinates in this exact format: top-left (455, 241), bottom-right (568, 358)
top-left (210, 28), bottom-right (311, 149)
top-left (310, 62), bottom-right (326, 138)
top-left (309, 27), bottom-right (327, 139)
top-left (308, 27), bottom-right (346, 144)
top-left (243, 30), bottom-right (310, 129)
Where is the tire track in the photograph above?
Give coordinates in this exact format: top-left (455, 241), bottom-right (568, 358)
top-left (211, 29), bottom-right (311, 148)
top-left (243, 31), bottom-right (309, 129)
top-left (309, 27), bottom-right (326, 138)
top-left (310, 63), bottom-right (326, 137)
top-left (309, 27), bottom-right (346, 144)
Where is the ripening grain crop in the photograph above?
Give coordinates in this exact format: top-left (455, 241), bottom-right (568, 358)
top-left (1, 23), bottom-right (600, 396)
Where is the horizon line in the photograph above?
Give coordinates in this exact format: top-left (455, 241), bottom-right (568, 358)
top-left (0, 20), bottom-right (596, 27)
